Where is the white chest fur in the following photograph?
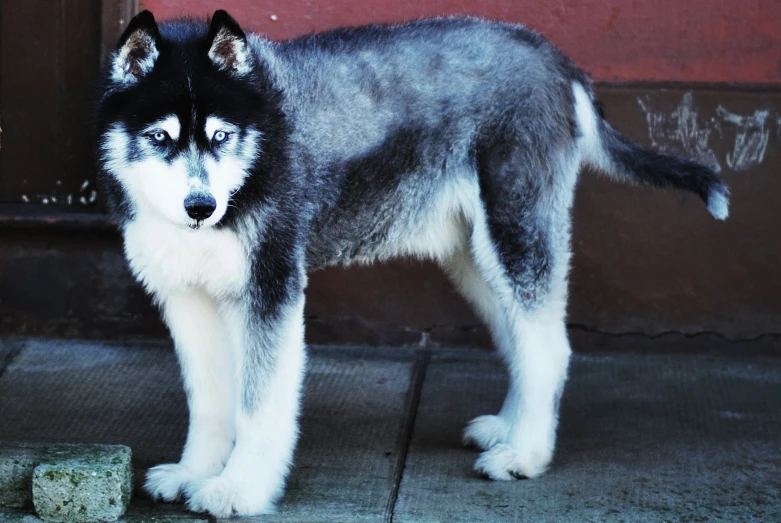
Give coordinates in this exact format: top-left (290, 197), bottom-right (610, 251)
top-left (123, 216), bottom-right (250, 299)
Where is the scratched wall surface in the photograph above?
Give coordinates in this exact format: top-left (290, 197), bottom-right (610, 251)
top-left (569, 89), bottom-right (780, 337)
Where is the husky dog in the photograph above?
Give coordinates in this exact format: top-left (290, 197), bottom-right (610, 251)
top-left (96, 9), bottom-right (729, 517)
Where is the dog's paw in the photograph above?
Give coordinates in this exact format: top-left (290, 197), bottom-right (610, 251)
top-left (185, 475), bottom-right (275, 518)
top-left (463, 414), bottom-right (510, 450)
top-left (473, 443), bottom-right (550, 481)
top-left (145, 463), bottom-right (204, 502)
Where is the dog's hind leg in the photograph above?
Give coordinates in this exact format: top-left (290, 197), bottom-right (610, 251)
top-left (472, 281), bottom-right (571, 481)
top-left (441, 246), bottom-right (517, 450)
top-left (444, 148), bottom-right (577, 479)
top-left (145, 289), bottom-right (236, 501)
top-left (443, 233), bottom-right (571, 479)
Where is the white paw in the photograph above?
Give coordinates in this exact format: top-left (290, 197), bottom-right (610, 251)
top-left (474, 443), bottom-right (551, 481)
top-left (463, 415), bottom-right (510, 450)
top-left (185, 475), bottom-right (276, 518)
top-left (145, 463), bottom-right (207, 502)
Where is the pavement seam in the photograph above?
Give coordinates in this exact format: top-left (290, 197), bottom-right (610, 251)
top-left (567, 323), bottom-right (781, 343)
top-left (383, 350), bottom-right (430, 523)
top-left (0, 339), bottom-right (25, 380)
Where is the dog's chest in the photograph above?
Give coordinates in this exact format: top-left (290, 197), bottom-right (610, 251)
top-left (122, 217), bottom-right (250, 298)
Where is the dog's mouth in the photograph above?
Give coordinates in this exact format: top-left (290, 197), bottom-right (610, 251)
top-left (187, 220), bottom-right (204, 230)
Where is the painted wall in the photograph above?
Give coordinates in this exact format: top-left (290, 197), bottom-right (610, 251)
top-left (141, 0), bottom-right (781, 85)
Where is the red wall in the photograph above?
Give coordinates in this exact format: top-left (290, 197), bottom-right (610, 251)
top-left (141, 0), bottom-right (781, 85)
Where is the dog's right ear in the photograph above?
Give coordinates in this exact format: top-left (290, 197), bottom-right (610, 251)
top-left (110, 10), bottom-right (161, 86)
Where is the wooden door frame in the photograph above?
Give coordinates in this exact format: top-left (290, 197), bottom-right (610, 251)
top-left (0, 1), bottom-right (137, 230)
top-left (100, 0), bottom-right (140, 63)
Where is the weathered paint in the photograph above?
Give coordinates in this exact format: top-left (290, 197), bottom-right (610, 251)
top-left (716, 107), bottom-right (771, 171)
top-left (568, 88), bottom-right (781, 338)
top-left (637, 93), bottom-right (778, 174)
top-left (141, 0), bottom-right (781, 84)
top-left (637, 92), bottom-right (722, 173)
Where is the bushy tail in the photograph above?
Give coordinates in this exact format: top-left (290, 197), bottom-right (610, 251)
top-left (572, 83), bottom-right (729, 220)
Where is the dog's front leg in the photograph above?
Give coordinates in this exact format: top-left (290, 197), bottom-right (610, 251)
top-left (145, 289), bottom-right (236, 502)
top-left (184, 280), bottom-right (306, 518)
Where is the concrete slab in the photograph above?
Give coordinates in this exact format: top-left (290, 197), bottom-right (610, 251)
top-left (0, 340), bottom-right (417, 522)
top-left (255, 348), bottom-right (419, 523)
top-left (0, 505), bottom-right (209, 523)
top-left (0, 339), bottom-right (187, 468)
top-left (394, 352), bottom-right (781, 523)
top-left (4, 339), bottom-right (781, 522)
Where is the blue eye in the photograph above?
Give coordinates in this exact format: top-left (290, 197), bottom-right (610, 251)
top-left (149, 131), bottom-right (170, 144)
top-left (213, 130), bottom-right (229, 144)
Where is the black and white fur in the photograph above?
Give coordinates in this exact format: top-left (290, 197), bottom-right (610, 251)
top-left (95, 10), bottom-right (729, 517)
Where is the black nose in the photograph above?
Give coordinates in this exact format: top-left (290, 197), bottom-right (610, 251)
top-left (184, 194), bottom-right (217, 220)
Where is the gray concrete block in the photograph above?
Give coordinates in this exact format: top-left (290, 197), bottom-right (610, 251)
top-left (0, 442), bottom-right (115, 509)
top-left (0, 442), bottom-right (133, 517)
top-left (31, 445), bottom-right (132, 522)
top-left (0, 442), bottom-right (40, 508)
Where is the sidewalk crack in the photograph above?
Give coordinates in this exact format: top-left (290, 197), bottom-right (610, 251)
top-left (567, 323), bottom-right (781, 343)
top-left (0, 338), bottom-right (25, 379)
top-left (385, 350), bottom-right (430, 523)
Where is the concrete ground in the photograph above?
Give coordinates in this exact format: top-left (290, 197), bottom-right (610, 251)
top-left (0, 338), bottom-right (780, 522)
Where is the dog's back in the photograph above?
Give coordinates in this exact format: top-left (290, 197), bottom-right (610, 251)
top-left (261, 18), bottom-right (580, 166)
top-left (251, 18), bottom-right (585, 268)
top-left (251, 18), bottom-right (727, 270)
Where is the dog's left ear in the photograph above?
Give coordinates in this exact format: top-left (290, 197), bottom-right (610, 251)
top-left (207, 10), bottom-right (253, 77)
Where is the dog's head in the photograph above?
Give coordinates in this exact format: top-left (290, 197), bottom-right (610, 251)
top-left (97, 10), bottom-right (278, 230)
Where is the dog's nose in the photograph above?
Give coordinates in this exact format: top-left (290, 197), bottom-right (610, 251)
top-left (184, 194), bottom-right (217, 220)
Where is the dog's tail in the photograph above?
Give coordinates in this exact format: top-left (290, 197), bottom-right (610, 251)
top-left (572, 82), bottom-right (729, 220)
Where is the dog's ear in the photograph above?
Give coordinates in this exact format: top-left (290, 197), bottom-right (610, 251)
top-left (206, 10), bottom-right (252, 77)
top-left (110, 10), bottom-right (161, 86)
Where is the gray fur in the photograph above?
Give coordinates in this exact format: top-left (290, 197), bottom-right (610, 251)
top-left (248, 18), bottom-right (584, 311)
